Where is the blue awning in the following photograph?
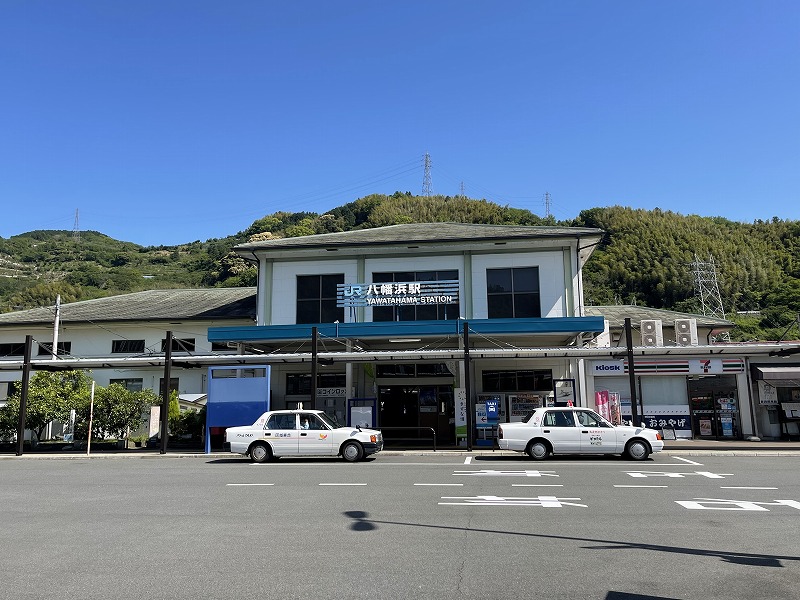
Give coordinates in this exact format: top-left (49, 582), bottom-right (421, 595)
top-left (208, 316), bottom-right (605, 343)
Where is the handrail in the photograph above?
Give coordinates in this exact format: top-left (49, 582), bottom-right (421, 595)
top-left (377, 426), bottom-right (437, 452)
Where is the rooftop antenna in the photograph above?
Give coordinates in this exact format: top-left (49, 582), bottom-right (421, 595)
top-left (422, 152), bottom-right (432, 197)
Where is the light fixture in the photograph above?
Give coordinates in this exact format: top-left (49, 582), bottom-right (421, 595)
top-left (388, 338), bottom-right (422, 343)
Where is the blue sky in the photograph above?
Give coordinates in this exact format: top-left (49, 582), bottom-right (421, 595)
top-left (3, 0), bottom-right (798, 246)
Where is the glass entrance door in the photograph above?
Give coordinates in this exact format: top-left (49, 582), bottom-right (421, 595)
top-left (687, 376), bottom-right (741, 440)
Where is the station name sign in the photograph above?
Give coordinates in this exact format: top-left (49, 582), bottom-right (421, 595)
top-left (337, 280), bottom-right (459, 308)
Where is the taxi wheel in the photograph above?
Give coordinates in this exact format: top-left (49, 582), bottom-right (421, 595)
top-left (250, 442), bottom-right (272, 463)
top-left (526, 440), bottom-right (550, 460)
top-left (625, 440), bottom-right (650, 461)
top-left (342, 441), bottom-right (364, 462)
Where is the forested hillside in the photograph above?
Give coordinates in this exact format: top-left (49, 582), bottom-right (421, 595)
top-left (1, 194), bottom-right (797, 341)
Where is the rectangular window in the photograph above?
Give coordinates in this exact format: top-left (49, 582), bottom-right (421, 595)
top-left (109, 378), bottom-right (144, 392)
top-left (286, 373), bottom-right (346, 395)
top-left (37, 341), bottom-right (72, 356)
top-left (297, 274), bottom-right (344, 324)
top-left (482, 369), bottom-right (553, 392)
top-left (487, 267), bottom-right (540, 318)
top-left (111, 339), bottom-right (146, 354)
top-left (372, 270), bottom-right (459, 322)
top-left (376, 363), bottom-right (453, 377)
top-left (161, 338), bottom-right (195, 353)
top-left (211, 368), bottom-right (267, 379)
top-left (0, 343), bottom-right (26, 357)
top-left (159, 378), bottom-right (179, 396)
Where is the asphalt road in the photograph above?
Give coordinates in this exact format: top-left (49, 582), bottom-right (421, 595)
top-left (2, 453), bottom-right (798, 600)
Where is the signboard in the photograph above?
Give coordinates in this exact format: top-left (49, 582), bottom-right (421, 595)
top-left (620, 403), bottom-right (692, 437)
top-left (758, 381), bottom-right (779, 405)
top-left (553, 379), bottom-right (575, 406)
top-left (455, 388), bottom-right (467, 440)
top-left (337, 280), bottom-right (459, 308)
top-left (508, 393), bottom-right (542, 422)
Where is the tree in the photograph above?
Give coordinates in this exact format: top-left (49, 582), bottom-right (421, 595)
top-left (3, 371), bottom-right (93, 441)
top-left (77, 384), bottom-right (158, 440)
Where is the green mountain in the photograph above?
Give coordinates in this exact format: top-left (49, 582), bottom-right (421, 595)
top-left (1, 194), bottom-right (798, 341)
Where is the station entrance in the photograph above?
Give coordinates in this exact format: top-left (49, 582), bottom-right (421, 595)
top-left (378, 384), bottom-right (455, 447)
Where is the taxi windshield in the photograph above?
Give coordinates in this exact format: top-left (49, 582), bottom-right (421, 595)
top-left (317, 412), bottom-right (339, 429)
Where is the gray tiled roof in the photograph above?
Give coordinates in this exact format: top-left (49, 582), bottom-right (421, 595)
top-left (0, 288), bottom-right (257, 326)
top-left (585, 305), bottom-right (733, 328)
top-left (235, 222), bottom-right (604, 251)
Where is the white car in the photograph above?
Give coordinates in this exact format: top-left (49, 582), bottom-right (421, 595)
top-left (497, 407), bottom-right (664, 461)
top-left (225, 409), bottom-right (383, 463)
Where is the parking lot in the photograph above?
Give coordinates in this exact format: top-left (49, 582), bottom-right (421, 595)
top-left (2, 452), bottom-right (798, 600)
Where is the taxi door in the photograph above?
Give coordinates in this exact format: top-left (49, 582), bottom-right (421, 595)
top-left (540, 410), bottom-right (581, 452)
top-left (298, 413), bottom-right (335, 456)
top-left (575, 410), bottom-right (619, 453)
top-left (264, 413), bottom-right (300, 456)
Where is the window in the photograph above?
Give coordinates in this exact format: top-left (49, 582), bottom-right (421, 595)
top-left (543, 410), bottom-right (575, 427)
top-left (576, 410), bottom-right (606, 427)
top-left (112, 339), bottom-right (146, 354)
top-left (482, 369), bottom-right (553, 392)
top-left (109, 378), bottom-right (144, 392)
top-left (487, 267), bottom-right (540, 318)
top-left (159, 378), bottom-right (179, 396)
top-left (297, 274), bottom-right (344, 324)
top-left (376, 363), bottom-right (453, 377)
top-left (286, 373), bottom-right (346, 395)
top-left (161, 338), bottom-right (195, 353)
top-left (372, 270), bottom-right (459, 322)
top-left (266, 414), bottom-right (297, 430)
top-left (300, 413), bottom-right (328, 430)
top-left (37, 341), bottom-right (72, 356)
top-left (211, 368), bottom-right (267, 379)
top-left (211, 341), bottom-right (232, 351)
top-left (0, 343), bottom-right (26, 357)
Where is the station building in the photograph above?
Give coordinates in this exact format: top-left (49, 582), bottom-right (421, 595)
top-left (2, 223), bottom-right (799, 445)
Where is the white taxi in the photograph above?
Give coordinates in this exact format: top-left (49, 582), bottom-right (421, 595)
top-left (225, 409), bottom-right (383, 463)
top-left (497, 407), bottom-right (664, 461)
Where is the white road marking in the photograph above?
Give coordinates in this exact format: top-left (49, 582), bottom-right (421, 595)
top-left (319, 483), bottom-right (367, 486)
top-left (453, 469), bottom-right (558, 477)
top-left (614, 485), bottom-right (668, 488)
top-left (673, 456), bottom-right (703, 465)
top-left (226, 483), bottom-right (275, 486)
top-left (512, 484), bottom-right (563, 487)
top-left (464, 456), bottom-right (473, 465)
top-left (439, 495), bottom-right (587, 507)
top-left (720, 486), bottom-right (778, 490)
top-left (414, 483), bottom-right (464, 486)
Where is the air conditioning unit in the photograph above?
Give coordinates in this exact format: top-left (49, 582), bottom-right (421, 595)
top-left (640, 319), bottom-right (663, 347)
top-left (675, 318), bottom-right (699, 346)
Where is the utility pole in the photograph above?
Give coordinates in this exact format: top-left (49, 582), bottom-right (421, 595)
top-left (624, 318), bottom-right (639, 426)
top-left (51, 295), bottom-right (61, 360)
top-left (160, 331), bottom-right (172, 454)
top-left (16, 336), bottom-right (33, 456)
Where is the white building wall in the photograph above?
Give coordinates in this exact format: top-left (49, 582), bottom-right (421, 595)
top-left (270, 259), bottom-right (360, 324)
top-left (266, 250), bottom-right (570, 325)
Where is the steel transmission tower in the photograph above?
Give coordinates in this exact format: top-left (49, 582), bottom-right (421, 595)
top-left (422, 152), bottom-right (433, 197)
top-left (544, 192), bottom-right (551, 218)
top-left (72, 209), bottom-right (80, 242)
top-left (691, 253), bottom-right (730, 342)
